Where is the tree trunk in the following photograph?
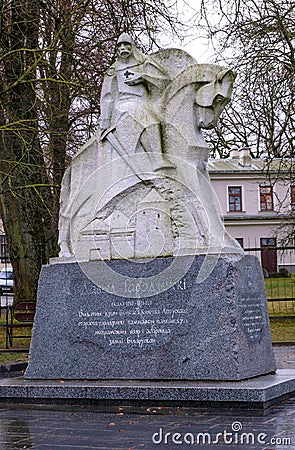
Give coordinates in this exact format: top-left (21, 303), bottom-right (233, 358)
top-left (0, 0), bottom-right (57, 302)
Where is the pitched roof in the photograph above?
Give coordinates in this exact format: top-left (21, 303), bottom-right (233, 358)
top-left (208, 157), bottom-right (294, 174)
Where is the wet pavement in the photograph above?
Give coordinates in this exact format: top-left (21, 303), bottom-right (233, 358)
top-left (0, 397), bottom-right (294, 449)
top-left (0, 346), bottom-right (294, 450)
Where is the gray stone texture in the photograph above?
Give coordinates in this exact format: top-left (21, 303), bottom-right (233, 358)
top-left (25, 254), bottom-right (276, 381)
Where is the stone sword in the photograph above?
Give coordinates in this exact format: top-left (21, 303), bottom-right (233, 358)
top-left (100, 126), bottom-right (144, 181)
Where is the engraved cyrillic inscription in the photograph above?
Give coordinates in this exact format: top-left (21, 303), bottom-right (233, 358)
top-left (240, 295), bottom-right (265, 342)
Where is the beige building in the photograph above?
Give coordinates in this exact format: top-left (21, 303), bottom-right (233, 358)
top-left (209, 149), bottom-right (295, 274)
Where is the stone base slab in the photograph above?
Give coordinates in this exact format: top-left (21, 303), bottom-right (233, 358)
top-left (1, 370), bottom-right (295, 410)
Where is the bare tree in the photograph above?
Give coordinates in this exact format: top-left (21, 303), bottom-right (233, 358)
top-left (198, 0), bottom-right (295, 160)
top-left (196, 0), bottom-right (295, 243)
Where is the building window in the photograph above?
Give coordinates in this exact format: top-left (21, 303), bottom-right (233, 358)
top-left (0, 235), bottom-right (9, 263)
top-left (261, 238), bottom-right (276, 247)
top-left (260, 185), bottom-right (273, 211)
top-left (228, 186), bottom-right (242, 212)
top-left (236, 238), bottom-right (244, 248)
top-left (291, 186), bottom-right (295, 210)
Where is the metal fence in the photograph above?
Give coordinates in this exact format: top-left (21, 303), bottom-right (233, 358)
top-left (244, 245), bottom-right (295, 321)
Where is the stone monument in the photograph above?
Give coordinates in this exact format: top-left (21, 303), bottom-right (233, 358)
top-left (25, 33), bottom-right (276, 381)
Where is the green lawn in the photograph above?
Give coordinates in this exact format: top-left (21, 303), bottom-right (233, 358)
top-left (265, 274), bottom-right (295, 341)
top-left (0, 352), bottom-right (28, 364)
top-left (268, 300), bottom-right (295, 316)
top-left (265, 274), bottom-right (295, 300)
top-left (265, 274), bottom-right (295, 316)
top-left (270, 320), bottom-right (295, 343)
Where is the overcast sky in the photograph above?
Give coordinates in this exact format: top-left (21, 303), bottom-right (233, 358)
top-left (181, 37), bottom-right (215, 63)
top-left (158, 0), bottom-right (216, 63)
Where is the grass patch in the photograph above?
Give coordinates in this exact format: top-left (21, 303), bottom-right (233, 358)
top-left (270, 319), bottom-right (295, 342)
top-left (0, 352), bottom-right (28, 364)
top-left (268, 300), bottom-right (295, 316)
top-left (265, 274), bottom-right (295, 300)
top-left (265, 275), bottom-right (295, 346)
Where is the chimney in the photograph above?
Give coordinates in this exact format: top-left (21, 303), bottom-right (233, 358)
top-left (229, 149), bottom-right (239, 159)
top-left (239, 147), bottom-right (252, 167)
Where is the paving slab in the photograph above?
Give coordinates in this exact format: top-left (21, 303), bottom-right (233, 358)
top-left (0, 396), bottom-right (295, 449)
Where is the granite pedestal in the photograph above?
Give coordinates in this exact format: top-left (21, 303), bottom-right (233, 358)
top-left (25, 255), bottom-right (276, 381)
